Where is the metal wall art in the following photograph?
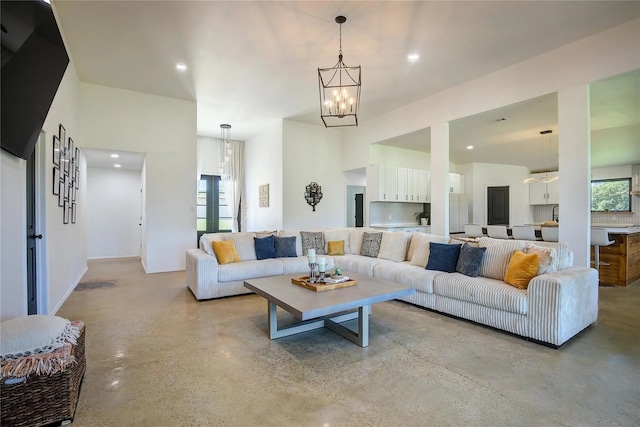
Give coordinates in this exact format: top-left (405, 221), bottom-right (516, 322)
top-left (304, 182), bottom-right (323, 211)
top-left (52, 124), bottom-right (79, 224)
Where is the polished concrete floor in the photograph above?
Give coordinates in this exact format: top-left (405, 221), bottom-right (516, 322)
top-left (57, 258), bottom-right (640, 426)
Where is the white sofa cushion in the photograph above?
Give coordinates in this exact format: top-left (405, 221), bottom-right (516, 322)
top-left (324, 228), bottom-right (351, 254)
top-left (478, 237), bottom-right (526, 280)
top-left (409, 233), bottom-right (451, 267)
top-left (200, 233), bottom-right (225, 256)
top-left (228, 233), bottom-right (257, 261)
top-left (433, 273), bottom-right (528, 315)
top-left (374, 262), bottom-right (440, 293)
top-left (348, 228), bottom-right (376, 255)
top-left (378, 231), bottom-right (409, 262)
top-left (332, 254), bottom-right (390, 277)
top-left (525, 243), bottom-right (559, 275)
top-left (218, 259), bottom-right (283, 282)
top-left (530, 241), bottom-right (572, 269)
top-left (278, 230), bottom-right (302, 256)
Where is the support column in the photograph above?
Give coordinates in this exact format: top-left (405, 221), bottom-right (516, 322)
top-left (558, 84), bottom-right (591, 267)
top-left (431, 122), bottom-right (450, 236)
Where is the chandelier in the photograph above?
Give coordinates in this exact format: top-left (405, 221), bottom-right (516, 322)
top-left (318, 16), bottom-right (361, 127)
top-left (523, 130), bottom-right (559, 184)
top-left (218, 124), bottom-right (232, 181)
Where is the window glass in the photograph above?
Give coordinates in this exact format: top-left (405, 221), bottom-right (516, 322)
top-left (591, 178), bottom-right (631, 212)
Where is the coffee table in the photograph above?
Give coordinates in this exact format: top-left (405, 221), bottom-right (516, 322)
top-left (244, 274), bottom-right (414, 347)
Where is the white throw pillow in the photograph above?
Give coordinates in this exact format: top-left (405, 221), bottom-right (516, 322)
top-left (0, 315), bottom-right (78, 360)
top-left (409, 233), bottom-right (450, 267)
top-left (525, 242), bottom-right (559, 275)
top-left (324, 229), bottom-right (351, 254)
top-left (378, 231), bottom-right (409, 262)
top-left (229, 233), bottom-right (257, 261)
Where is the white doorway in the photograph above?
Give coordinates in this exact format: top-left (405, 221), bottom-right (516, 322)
top-left (84, 148), bottom-right (145, 259)
top-left (346, 185), bottom-right (365, 227)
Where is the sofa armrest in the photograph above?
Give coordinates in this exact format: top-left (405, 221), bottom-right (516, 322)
top-left (527, 267), bottom-right (598, 346)
top-left (186, 249), bottom-right (220, 300)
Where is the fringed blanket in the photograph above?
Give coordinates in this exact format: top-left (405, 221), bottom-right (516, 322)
top-left (1, 321), bottom-right (83, 380)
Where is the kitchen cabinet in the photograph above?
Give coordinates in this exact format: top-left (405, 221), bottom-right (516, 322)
top-left (397, 167), bottom-right (409, 201)
top-left (449, 173), bottom-right (465, 194)
top-left (367, 165), bottom-right (436, 203)
top-left (366, 165), bottom-right (386, 201)
top-left (413, 169), bottom-right (430, 202)
top-left (449, 193), bottom-right (469, 233)
top-left (529, 172), bottom-right (559, 204)
top-left (385, 166), bottom-right (398, 200)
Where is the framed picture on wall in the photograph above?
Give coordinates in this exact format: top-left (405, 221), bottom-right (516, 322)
top-left (71, 202), bottom-right (76, 224)
top-left (53, 135), bottom-right (61, 167)
top-left (57, 179), bottom-right (65, 207)
top-left (63, 199), bottom-right (70, 224)
top-left (53, 167), bottom-right (60, 195)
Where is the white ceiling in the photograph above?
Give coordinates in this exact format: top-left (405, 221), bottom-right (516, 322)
top-left (53, 1), bottom-right (640, 170)
top-left (82, 148), bottom-right (144, 171)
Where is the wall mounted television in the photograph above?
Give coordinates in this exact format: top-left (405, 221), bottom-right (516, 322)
top-left (1, 0), bottom-right (69, 160)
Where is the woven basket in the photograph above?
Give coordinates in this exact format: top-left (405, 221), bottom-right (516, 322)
top-left (1, 323), bottom-right (86, 427)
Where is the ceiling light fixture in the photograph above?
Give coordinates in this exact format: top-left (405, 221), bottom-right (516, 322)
top-left (318, 16), bottom-right (361, 128)
top-left (467, 145), bottom-right (474, 150)
top-left (523, 130), bottom-right (559, 184)
top-left (110, 154), bottom-right (119, 158)
top-left (114, 164), bottom-right (121, 168)
top-left (408, 53), bottom-right (420, 62)
top-left (218, 124), bottom-right (232, 181)
top-left (175, 63), bottom-right (187, 71)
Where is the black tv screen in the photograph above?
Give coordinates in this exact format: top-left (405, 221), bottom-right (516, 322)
top-left (1, 1), bottom-right (69, 160)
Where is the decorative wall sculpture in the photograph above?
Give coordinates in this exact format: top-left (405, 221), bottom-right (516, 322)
top-left (304, 182), bottom-right (323, 211)
top-left (52, 124), bottom-right (79, 224)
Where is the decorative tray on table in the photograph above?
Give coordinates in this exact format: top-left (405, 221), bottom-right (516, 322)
top-left (291, 276), bottom-right (357, 292)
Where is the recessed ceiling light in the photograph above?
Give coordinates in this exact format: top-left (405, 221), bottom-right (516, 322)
top-left (176, 63), bottom-right (187, 72)
top-left (114, 164), bottom-right (121, 168)
top-left (407, 53), bottom-right (420, 63)
top-left (110, 154), bottom-right (119, 158)
top-left (467, 145), bottom-right (474, 150)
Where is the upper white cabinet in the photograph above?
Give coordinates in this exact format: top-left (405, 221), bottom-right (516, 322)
top-left (529, 172), bottom-right (559, 205)
top-left (367, 165), bottom-right (449, 203)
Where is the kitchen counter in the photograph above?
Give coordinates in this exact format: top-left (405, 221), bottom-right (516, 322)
top-left (593, 230), bottom-right (640, 286)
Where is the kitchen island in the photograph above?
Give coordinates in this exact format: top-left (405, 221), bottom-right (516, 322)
top-left (592, 226), bottom-right (640, 286)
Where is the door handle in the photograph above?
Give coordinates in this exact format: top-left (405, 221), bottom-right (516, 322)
top-left (31, 234), bottom-right (43, 239)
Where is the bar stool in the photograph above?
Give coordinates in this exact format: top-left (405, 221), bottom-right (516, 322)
top-left (541, 227), bottom-right (559, 242)
top-left (487, 225), bottom-right (512, 239)
top-left (591, 228), bottom-right (614, 276)
top-left (511, 225), bottom-right (538, 241)
top-left (464, 224), bottom-right (486, 238)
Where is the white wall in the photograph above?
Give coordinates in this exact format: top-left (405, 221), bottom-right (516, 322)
top-left (592, 165), bottom-right (633, 180)
top-left (1, 61), bottom-right (86, 320)
top-left (78, 83), bottom-right (196, 273)
top-left (465, 163), bottom-right (533, 227)
top-left (282, 120), bottom-right (344, 230)
top-left (244, 121), bottom-right (283, 231)
top-left (86, 167), bottom-right (142, 259)
top-left (1, 151), bottom-right (27, 320)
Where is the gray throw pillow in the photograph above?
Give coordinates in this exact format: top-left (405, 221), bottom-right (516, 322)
top-left (300, 231), bottom-right (325, 255)
top-left (456, 243), bottom-right (487, 277)
top-left (274, 236), bottom-right (297, 258)
top-left (360, 232), bottom-right (383, 258)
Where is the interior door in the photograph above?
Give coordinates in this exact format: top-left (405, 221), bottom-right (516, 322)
top-left (26, 145), bottom-right (39, 314)
top-left (355, 193), bottom-right (364, 227)
top-left (487, 186), bottom-right (510, 226)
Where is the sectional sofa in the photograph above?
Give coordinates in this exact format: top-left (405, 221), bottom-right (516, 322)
top-left (186, 228), bottom-right (598, 347)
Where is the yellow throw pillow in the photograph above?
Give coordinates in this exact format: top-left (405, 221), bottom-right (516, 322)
top-left (327, 240), bottom-right (345, 256)
top-left (504, 250), bottom-right (539, 289)
top-left (212, 240), bottom-right (241, 265)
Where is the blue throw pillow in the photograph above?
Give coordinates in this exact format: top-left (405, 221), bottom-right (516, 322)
top-left (456, 244), bottom-right (487, 277)
top-left (254, 235), bottom-right (276, 260)
top-left (426, 242), bottom-right (461, 273)
top-left (274, 236), bottom-right (297, 258)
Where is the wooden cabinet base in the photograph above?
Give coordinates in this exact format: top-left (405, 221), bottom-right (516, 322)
top-left (591, 233), bottom-right (640, 286)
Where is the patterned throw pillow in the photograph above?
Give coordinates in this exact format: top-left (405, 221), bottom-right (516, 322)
top-left (456, 244), bottom-right (487, 277)
top-left (274, 236), bottom-right (297, 258)
top-left (524, 243), bottom-right (559, 275)
top-left (300, 231), bottom-right (325, 255)
top-left (426, 242), bottom-right (461, 273)
top-left (360, 232), bottom-right (383, 258)
top-left (254, 236), bottom-right (276, 260)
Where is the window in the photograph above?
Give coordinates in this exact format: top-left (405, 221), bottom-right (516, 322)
top-left (590, 178), bottom-right (632, 212)
top-left (197, 175), bottom-right (232, 241)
